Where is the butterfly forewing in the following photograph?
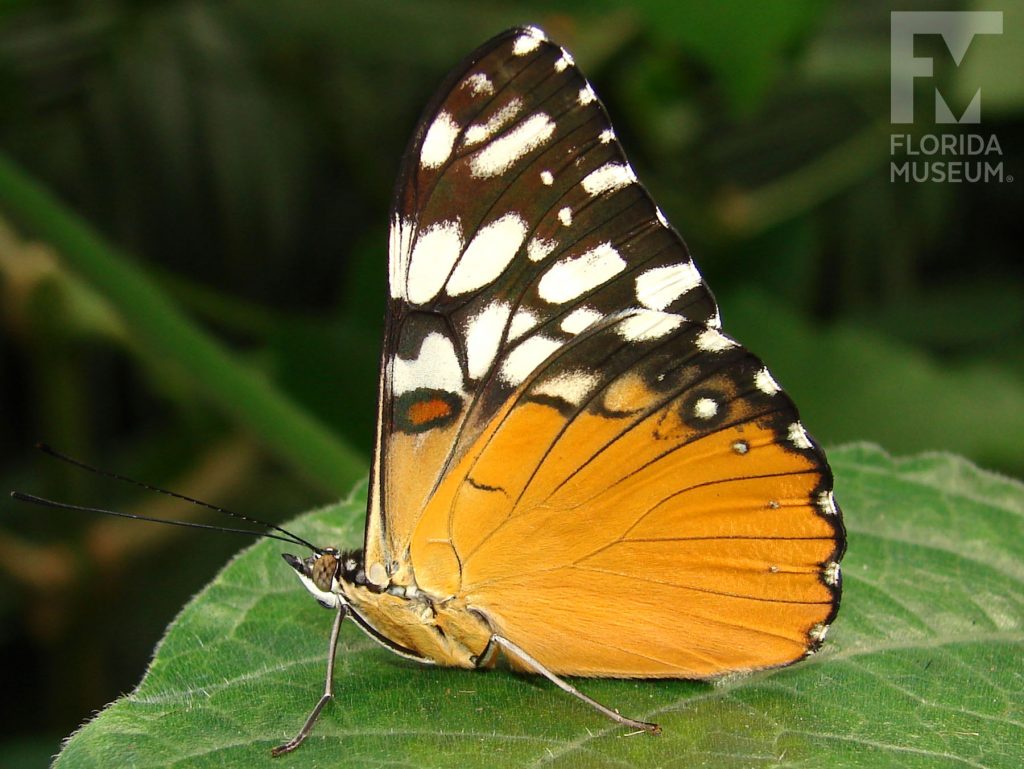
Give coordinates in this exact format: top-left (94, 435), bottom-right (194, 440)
top-left (367, 26), bottom-right (844, 677)
top-left (368, 27), bottom-right (720, 574)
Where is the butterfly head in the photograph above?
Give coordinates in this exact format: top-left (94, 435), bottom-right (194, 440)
top-left (282, 548), bottom-right (365, 609)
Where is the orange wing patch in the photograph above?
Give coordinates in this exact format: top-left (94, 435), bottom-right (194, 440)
top-left (408, 319), bottom-right (842, 676)
top-left (406, 394), bottom-right (457, 429)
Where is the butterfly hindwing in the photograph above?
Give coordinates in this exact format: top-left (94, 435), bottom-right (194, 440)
top-left (407, 313), bottom-right (843, 675)
top-left (367, 27), bottom-right (721, 578)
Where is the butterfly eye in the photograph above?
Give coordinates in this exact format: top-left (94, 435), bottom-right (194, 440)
top-left (311, 552), bottom-right (339, 592)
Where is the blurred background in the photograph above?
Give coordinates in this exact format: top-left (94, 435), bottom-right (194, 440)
top-left (1, 0), bottom-right (1021, 764)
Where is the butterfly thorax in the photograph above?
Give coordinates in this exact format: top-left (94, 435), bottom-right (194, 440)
top-left (284, 548), bottom-right (493, 669)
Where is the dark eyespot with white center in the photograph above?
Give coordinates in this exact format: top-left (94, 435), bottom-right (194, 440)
top-left (692, 397), bottom-right (719, 420)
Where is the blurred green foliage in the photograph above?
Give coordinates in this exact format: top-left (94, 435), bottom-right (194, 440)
top-left (0, 0), bottom-right (1021, 764)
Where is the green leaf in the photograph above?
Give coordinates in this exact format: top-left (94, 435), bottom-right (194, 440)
top-left (54, 447), bottom-right (1024, 768)
top-left (722, 289), bottom-right (1024, 476)
top-left (0, 152), bottom-right (365, 494)
top-left (627, 0), bottom-right (829, 114)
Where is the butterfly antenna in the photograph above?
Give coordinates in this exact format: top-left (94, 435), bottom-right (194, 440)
top-left (10, 491), bottom-right (314, 547)
top-left (20, 443), bottom-right (321, 552)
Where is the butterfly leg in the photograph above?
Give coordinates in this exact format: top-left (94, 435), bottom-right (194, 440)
top-left (271, 603), bottom-right (348, 756)
top-left (491, 635), bottom-right (661, 735)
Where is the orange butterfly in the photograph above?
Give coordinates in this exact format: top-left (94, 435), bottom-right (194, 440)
top-left (276, 26), bottom-right (845, 755)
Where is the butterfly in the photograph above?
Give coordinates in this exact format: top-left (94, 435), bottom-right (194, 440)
top-left (275, 25), bottom-right (846, 755)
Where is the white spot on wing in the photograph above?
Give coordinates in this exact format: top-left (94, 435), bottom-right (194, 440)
top-left (818, 490), bottom-right (838, 516)
top-left (540, 170), bottom-right (554, 185)
top-left (554, 48), bottom-right (574, 72)
top-left (599, 128), bottom-right (615, 144)
top-left (581, 162), bottom-right (636, 196)
top-left (560, 306), bottom-right (603, 334)
top-left (527, 236), bottom-right (558, 262)
top-left (500, 335), bottom-right (562, 386)
top-left (693, 397), bottom-right (718, 419)
top-left (617, 310), bottom-right (684, 341)
top-left (809, 623), bottom-right (829, 643)
top-left (635, 262), bottom-right (702, 311)
top-left (388, 215), bottom-right (415, 299)
top-left (823, 561), bottom-right (841, 586)
top-left (470, 113), bottom-right (555, 177)
top-left (788, 422), bottom-right (813, 450)
top-left (538, 242), bottom-right (625, 304)
top-left (446, 213), bottom-right (527, 295)
top-left (578, 84), bottom-right (596, 105)
top-left (557, 207), bottom-right (572, 226)
top-left (533, 370), bottom-right (600, 406)
top-left (754, 367), bottom-right (781, 395)
top-left (465, 302), bottom-right (512, 380)
top-left (420, 112), bottom-right (459, 169)
top-left (392, 332), bottom-right (463, 395)
top-left (696, 327), bottom-right (737, 352)
top-left (655, 207), bottom-right (669, 227)
top-left (512, 28), bottom-right (545, 56)
top-left (465, 99), bottom-right (523, 146)
top-left (407, 221), bottom-right (463, 305)
top-left (463, 73), bottom-right (494, 95)
top-left (508, 308), bottom-right (539, 340)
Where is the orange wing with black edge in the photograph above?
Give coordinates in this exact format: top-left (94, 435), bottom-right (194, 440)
top-left (410, 312), bottom-right (843, 676)
top-left (365, 27), bottom-right (718, 586)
